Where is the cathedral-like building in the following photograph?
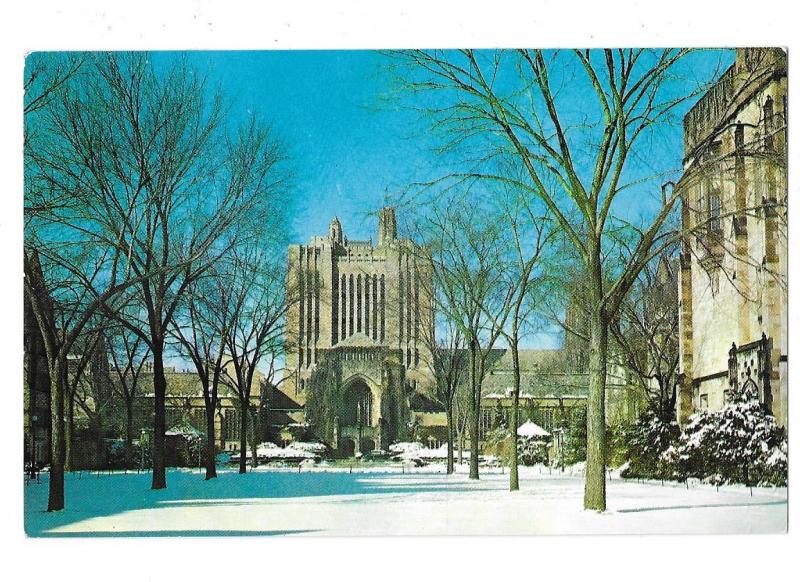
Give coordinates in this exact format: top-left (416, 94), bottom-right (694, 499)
top-left (677, 48), bottom-right (787, 426)
top-left (276, 208), bottom-right (640, 456)
top-left (282, 207), bottom-right (435, 455)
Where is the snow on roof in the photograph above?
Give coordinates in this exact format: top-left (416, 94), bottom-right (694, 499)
top-left (517, 420), bottom-right (550, 438)
top-left (165, 423), bottom-right (203, 437)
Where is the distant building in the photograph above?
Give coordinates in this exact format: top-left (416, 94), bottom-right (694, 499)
top-left (677, 48), bottom-right (787, 425)
top-left (132, 364), bottom-right (264, 452)
top-left (276, 208), bottom-right (641, 456)
top-left (283, 207), bottom-right (434, 454)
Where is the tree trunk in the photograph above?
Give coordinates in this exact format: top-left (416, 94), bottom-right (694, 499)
top-left (469, 341), bottom-right (480, 480)
top-left (584, 304), bottom-right (609, 511)
top-left (151, 347), bottom-right (167, 489)
top-left (65, 389), bottom-right (74, 472)
top-left (47, 358), bottom-right (65, 512)
top-left (204, 400), bottom-right (217, 480)
top-left (250, 411), bottom-right (259, 469)
top-left (238, 401), bottom-right (248, 474)
top-left (445, 406), bottom-right (454, 475)
top-left (124, 400), bottom-right (134, 468)
top-left (125, 401), bottom-right (134, 449)
top-left (510, 339), bottom-right (521, 492)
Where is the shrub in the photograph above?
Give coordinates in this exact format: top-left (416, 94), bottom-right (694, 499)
top-left (620, 411), bottom-right (679, 479)
top-left (660, 386), bottom-right (787, 486)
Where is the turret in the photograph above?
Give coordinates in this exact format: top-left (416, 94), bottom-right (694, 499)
top-left (377, 207), bottom-right (397, 246)
top-left (329, 216), bottom-right (344, 245)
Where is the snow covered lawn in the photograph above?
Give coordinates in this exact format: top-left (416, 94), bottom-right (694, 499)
top-left (25, 466), bottom-right (787, 536)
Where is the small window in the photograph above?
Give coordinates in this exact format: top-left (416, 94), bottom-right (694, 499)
top-left (735, 123), bottom-right (745, 149)
top-left (699, 394), bottom-right (709, 410)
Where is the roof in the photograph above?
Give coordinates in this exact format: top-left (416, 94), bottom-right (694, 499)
top-left (137, 369), bottom-right (255, 398)
top-left (481, 348), bottom-right (590, 398)
top-left (517, 420), bottom-right (550, 438)
top-left (409, 391), bottom-right (445, 413)
top-left (165, 423), bottom-right (203, 437)
top-left (269, 388), bottom-right (303, 410)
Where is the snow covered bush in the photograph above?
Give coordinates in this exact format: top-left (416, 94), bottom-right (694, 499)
top-left (562, 407), bottom-right (587, 465)
top-left (620, 411), bottom-right (679, 479)
top-left (660, 386), bottom-right (787, 486)
top-left (517, 437), bottom-right (549, 466)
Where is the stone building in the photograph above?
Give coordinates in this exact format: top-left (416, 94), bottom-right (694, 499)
top-left (277, 208), bottom-right (642, 456)
top-left (677, 48), bottom-right (787, 425)
top-left (283, 207), bottom-right (434, 455)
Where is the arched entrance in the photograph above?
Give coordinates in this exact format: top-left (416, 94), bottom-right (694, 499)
top-left (342, 379), bottom-right (374, 428)
top-left (339, 438), bottom-right (355, 457)
top-left (338, 376), bottom-right (381, 456)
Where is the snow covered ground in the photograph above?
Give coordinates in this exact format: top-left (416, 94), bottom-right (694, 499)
top-left (24, 465), bottom-right (787, 536)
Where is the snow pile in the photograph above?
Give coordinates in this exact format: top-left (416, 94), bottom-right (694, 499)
top-left (231, 442), bottom-right (328, 462)
top-left (388, 442), bottom-right (423, 455)
top-left (290, 441), bottom-right (328, 454)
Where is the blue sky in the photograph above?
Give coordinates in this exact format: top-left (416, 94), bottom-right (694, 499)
top-left (182, 50), bottom-right (449, 244)
top-left (167, 50), bottom-right (733, 352)
top-left (174, 50), bottom-right (734, 243)
top-left (134, 49), bottom-right (738, 358)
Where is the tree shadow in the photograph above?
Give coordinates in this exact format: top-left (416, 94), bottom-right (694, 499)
top-left (24, 469), bottom-right (485, 537)
top-left (617, 500), bottom-right (787, 514)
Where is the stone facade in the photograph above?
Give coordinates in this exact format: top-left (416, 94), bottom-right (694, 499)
top-left (282, 208), bottom-right (435, 454)
top-left (276, 208), bottom-right (645, 455)
top-left (677, 48), bottom-right (787, 426)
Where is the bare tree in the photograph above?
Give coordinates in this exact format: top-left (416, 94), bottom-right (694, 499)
top-left (491, 192), bottom-right (554, 491)
top-left (23, 245), bottom-right (144, 510)
top-left (415, 195), bottom-right (515, 479)
top-left (222, 247), bottom-right (290, 474)
top-left (64, 327), bottom-right (104, 471)
top-left (610, 254), bottom-right (680, 420)
top-left (27, 52), bottom-right (288, 491)
top-left (391, 49), bottom-right (719, 509)
top-left (416, 289), bottom-right (466, 474)
top-left (170, 265), bottom-right (236, 480)
top-left (107, 326), bottom-right (152, 453)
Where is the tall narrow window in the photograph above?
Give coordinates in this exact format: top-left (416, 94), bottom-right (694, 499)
top-left (341, 274), bottom-right (347, 340)
top-left (406, 261), bottom-right (412, 342)
top-left (372, 274), bottom-right (378, 340)
top-left (349, 274), bottom-right (355, 336)
top-left (314, 270), bottom-right (320, 363)
top-left (764, 96), bottom-right (774, 151)
top-left (364, 275), bottom-right (370, 338)
top-left (306, 270), bottom-right (312, 367)
top-left (298, 255), bottom-right (305, 368)
top-left (380, 275), bottom-right (385, 342)
top-left (332, 271), bottom-right (339, 345)
top-left (708, 190), bottom-right (721, 233)
top-left (398, 270), bottom-right (404, 343)
top-left (414, 266), bottom-right (419, 344)
top-left (735, 122), bottom-right (745, 149)
top-left (356, 275), bottom-right (362, 333)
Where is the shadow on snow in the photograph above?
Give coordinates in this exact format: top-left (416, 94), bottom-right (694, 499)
top-left (24, 469), bottom-right (482, 536)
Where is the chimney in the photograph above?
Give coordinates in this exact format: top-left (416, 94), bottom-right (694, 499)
top-left (377, 207), bottom-right (397, 246)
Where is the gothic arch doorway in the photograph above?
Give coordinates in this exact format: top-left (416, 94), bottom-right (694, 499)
top-left (342, 379), bottom-right (374, 428)
top-left (360, 438), bottom-right (376, 453)
top-left (339, 438), bottom-right (355, 457)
